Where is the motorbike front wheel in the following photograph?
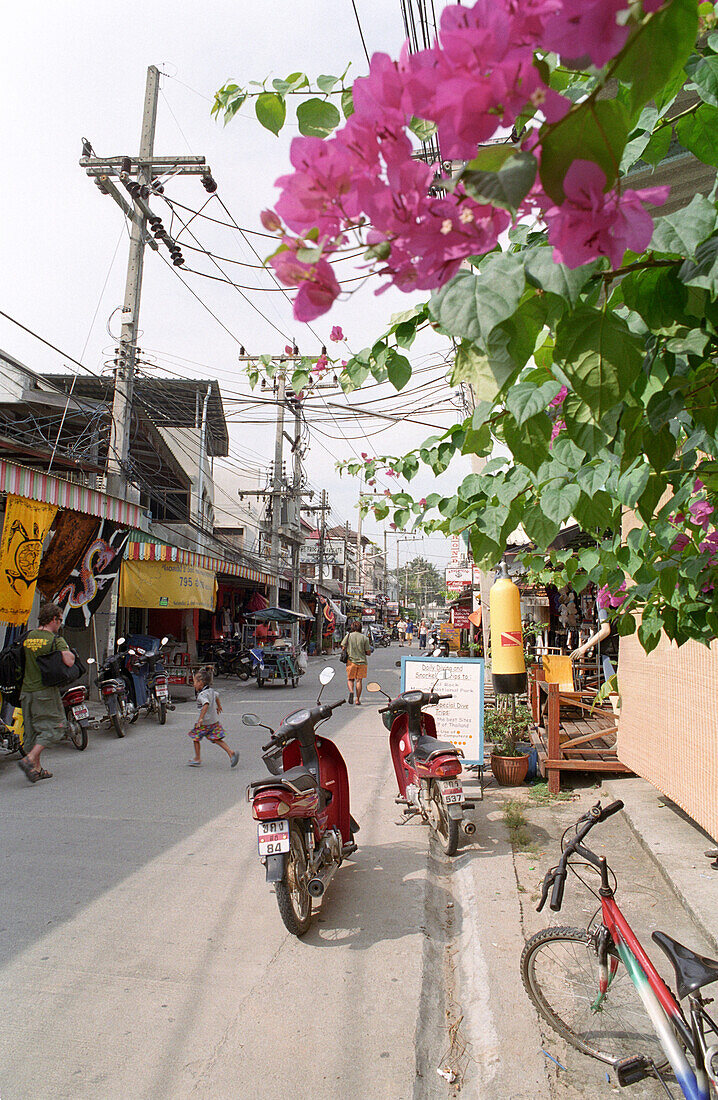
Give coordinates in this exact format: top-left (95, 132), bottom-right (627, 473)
top-left (67, 717), bottom-right (88, 751)
top-left (429, 780), bottom-right (460, 856)
top-left (276, 823), bottom-right (312, 936)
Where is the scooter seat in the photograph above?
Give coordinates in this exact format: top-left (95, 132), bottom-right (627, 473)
top-left (409, 734), bottom-right (459, 763)
top-left (250, 765), bottom-right (317, 794)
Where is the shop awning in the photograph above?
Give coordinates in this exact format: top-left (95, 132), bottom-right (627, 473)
top-left (0, 458), bottom-right (143, 528)
top-left (125, 539), bottom-right (272, 585)
top-left (248, 606), bottom-right (313, 622)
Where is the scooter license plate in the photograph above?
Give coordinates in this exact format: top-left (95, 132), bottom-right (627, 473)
top-left (72, 705), bottom-right (90, 720)
top-left (257, 820), bottom-right (290, 856)
top-left (440, 781), bottom-right (464, 804)
top-left (156, 685), bottom-right (169, 698)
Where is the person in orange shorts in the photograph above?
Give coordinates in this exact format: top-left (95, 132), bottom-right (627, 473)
top-left (339, 620), bottom-right (373, 706)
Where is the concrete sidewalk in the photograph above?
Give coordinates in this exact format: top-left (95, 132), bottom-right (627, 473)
top-left (604, 775), bottom-right (718, 956)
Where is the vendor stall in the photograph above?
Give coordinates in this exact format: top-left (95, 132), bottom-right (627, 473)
top-left (247, 606), bottom-right (312, 688)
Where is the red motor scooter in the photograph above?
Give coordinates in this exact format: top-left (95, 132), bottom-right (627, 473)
top-left (244, 667), bottom-right (358, 937)
top-left (366, 681), bottom-right (476, 856)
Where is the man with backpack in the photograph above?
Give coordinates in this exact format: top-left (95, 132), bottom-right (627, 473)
top-left (17, 602), bottom-right (75, 783)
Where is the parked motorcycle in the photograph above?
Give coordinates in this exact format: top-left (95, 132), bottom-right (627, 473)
top-left (244, 666), bottom-right (358, 936)
top-left (89, 653), bottom-right (132, 737)
top-left (61, 683), bottom-right (93, 750)
top-left (119, 636), bottom-right (174, 724)
top-left (366, 679), bottom-right (476, 855)
top-left (368, 625), bottom-right (390, 648)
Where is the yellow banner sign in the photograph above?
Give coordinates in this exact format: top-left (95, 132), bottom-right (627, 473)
top-left (119, 559), bottom-right (217, 611)
top-left (0, 495), bottom-right (57, 625)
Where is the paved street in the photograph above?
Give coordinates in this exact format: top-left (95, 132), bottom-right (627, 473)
top-left (1, 647), bottom-right (714, 1100)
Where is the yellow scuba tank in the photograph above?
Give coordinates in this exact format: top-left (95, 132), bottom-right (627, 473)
top-left (490, 564), bottom-right (526, 695)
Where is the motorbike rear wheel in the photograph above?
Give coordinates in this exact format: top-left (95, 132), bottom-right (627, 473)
top-left (158, 701), bottom-right (167, 725)
top-left (429, 780), bottom-right (460, 856)
top-left (67, 717), bottom-right (88, 751)
top-left (276, 823), bottom-right (312, 937)
top-left (111, 712), bottom-right (125, 738)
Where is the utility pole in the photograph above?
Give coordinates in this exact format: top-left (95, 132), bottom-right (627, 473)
top-left (270, 369), bottom-right (287, 609)
top-left (356, 474), bottom-right (363, 592)
top-left (315, 490), bottom-right (329, 654)
top-left (81, 65), bottom-right (212, 500)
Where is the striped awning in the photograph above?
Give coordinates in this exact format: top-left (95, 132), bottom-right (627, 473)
top-left (0, 458), bottom-right (143, 528)
top-left (125, 539), bottom-right (272, 585)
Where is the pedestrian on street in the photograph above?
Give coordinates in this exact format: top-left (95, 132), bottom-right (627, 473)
top-left (340, 620), bottom-right (373, 706)
top-left (18, 601), bottom-right (76, 783)
top-left (187, 667), bottom-right (239, 768)
top-left (405, 620), bottom-right (415, 646)
top-left (397, 617), bottom-right (407, 646)
top-left (418, 620), bottom-right (428, 650)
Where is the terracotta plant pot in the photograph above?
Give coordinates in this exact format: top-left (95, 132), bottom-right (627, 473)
top-left (490, 752), bottom-right (530, 787)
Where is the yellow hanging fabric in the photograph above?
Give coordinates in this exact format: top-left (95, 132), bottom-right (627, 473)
top-left (0, 495), bottom-right (58, 624)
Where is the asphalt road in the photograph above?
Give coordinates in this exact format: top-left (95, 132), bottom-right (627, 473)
top-left (0, 647), bottom-right (456, 1100)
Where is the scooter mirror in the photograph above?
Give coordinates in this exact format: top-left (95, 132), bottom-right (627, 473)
top-left (395, 660), bottom-right (401, 668)
top-left (319, 667), bottom-right (335, 686)
top-left (116, 637), bottom-right (126, 646)
top-left (242, 713), bottom-right (260, 726)
top-left (86, 657), bottom-right (96, 665)
top-left (432, 648), bottom-right (443, 657)
top-left (365, 682), bottom-right (382, 693)
top-left (161, 636), bottom-right (169, 646)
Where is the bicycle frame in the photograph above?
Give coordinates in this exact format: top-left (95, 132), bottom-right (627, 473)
top-left (601, 896), bottom-right (712, 1100)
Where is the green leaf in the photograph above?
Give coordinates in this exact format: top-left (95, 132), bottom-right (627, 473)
top-left (316, 73), bottom-right (340, 94)
top-left (573, 489), bottom-right (615, 530)
top-left (429, 253), bottom-right (526, 345)
top-left (550, 437), bottom-right (586, 469)
top-left (459, 152), bottom-right (538, 213)
top-left (554, 308), bottom-right (643, 421)
top-left (386, 350), bottom-right (412, 391)
top-left (620, 265), bottom-right (687, 332)
top-left (641, 124), bottom-right (672, 166)
top-left (291, 368), bottom-right (310, 392)
top-left (679, 233), bottom-right (718, 294)
top-left (522, 501), bottom-right (560, 548)
top-left (524, 247), bottom-right (599, 306)
top-left (255, 93), bottom-right (287, 135)
top-left (687, 53), bottom-right (718, 108)
top-left (676, 103), bottom-right (718, 167)
top-left (616, 462), bottom-right (651, 507)
top-left (506, 380), bottom-right (562, 426)
top-left (644, 425), bottom-right (677, 472)
top-left (296, 98), bottom-right (341, 137)
top-left (613, 0), bottom-right (698, 115)
top-left (503, 413), bottom-right (551, 474)
top-left (485, 295), bottom-right (548, 391)
top-left (650, 193), bottom-right (718, 257)
top-left (408, 116), bottom-right (438, 142)
top-left (539, 99), bottom-right (630, 203)
top-left (576, 462), bottom-right (610, 496)
top-left (540, 481), bottom-right (581, 525)
top-left (341, 88), bottom-right (354, 119)
top-left (450, 342), bottom-right (499, 402)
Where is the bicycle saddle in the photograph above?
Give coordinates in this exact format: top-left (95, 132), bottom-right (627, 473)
top-left (652, 930), bottom-right (718, 1000)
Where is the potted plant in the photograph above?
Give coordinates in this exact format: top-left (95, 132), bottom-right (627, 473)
top-left (485, 697), bottom-right (533, 786)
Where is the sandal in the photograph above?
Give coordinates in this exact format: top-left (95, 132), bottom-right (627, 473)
top-left (18, 758), bottom-right (40, 783)
top-left (36, 768), bottom-right (53, 780)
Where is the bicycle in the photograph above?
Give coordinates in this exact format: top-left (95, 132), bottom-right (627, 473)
top-left (520, 800), bottom-right (718, 1097)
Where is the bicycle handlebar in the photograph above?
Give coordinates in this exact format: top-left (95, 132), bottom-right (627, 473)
top-left (536, 800), bottom-right (624, 913)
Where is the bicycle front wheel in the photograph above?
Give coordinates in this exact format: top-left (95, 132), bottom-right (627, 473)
top-left (521, 926), bottom-right (669, 1068)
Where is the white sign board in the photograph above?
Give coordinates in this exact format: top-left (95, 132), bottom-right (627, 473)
top-left (300, 539), bottom-right (345, 566)
top-left (445, 564), bottom-right (472, 586)
top-left (400, 656), bottom-right (484, 764)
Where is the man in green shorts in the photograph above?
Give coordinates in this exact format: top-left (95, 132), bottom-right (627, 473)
top-left (18, 601), bottom-right (75, 783)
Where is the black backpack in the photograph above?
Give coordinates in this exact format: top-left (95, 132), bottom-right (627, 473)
top-left (0, 631), bottom-right (28, 708)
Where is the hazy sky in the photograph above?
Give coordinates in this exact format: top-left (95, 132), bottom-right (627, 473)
top-left (1, 0), bottom-right (466, 566)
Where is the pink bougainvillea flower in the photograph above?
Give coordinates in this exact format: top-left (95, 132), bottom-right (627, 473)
top-left (284, 345), bottom-right (294, 355)
top-left (330, 325), bottom-right (344, 342)
top-left (270, 248), bottom-right (342, 322)
top-left (544, 160), bottom-right (669, 269)
top-left (384, 488), bottom-right (392, 496)
top-left (694, 478), bottom-right (705, 494)
top-left (418, 498), bottom-right (427, 507)
top-left (597, 582), bottom-right (627, 610)
top-left (699, 532), bottom-right (718, 562)
top-left (670, 533), bottom-right (691, 554)
top-left (360, 452), bottom-right (368, 458)
top-left (543, 0), bottom-right (632, 68)
top-left (689, 499), bottom-right (715, 529)
top-left (390, 522), bottom-right (397, 530)
top-left (549, 385), bottom-right (568, 408)
top-left (549, 418), bottom-right (565, 443)
top-left (261, 208), bottom-right (283, 233)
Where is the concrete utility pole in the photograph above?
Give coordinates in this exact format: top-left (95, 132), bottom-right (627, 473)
top-left (315, 490), bottom-right (329, 654)
top-left (270, 369), bottom-right (287, 609)
top-left (81, 64), bottom-right (213, 500)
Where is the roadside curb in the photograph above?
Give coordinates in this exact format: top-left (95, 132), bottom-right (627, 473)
top-left (604, 776), bottom-right (718, 957)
